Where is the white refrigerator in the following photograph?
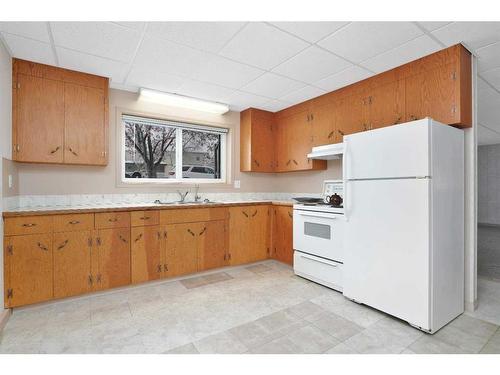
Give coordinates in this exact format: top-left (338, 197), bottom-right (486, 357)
top-left (343, 118), bottom-right (464, 333)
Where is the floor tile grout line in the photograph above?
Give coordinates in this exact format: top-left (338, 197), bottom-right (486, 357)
top-left (477, 325), bottom-right (500, 353)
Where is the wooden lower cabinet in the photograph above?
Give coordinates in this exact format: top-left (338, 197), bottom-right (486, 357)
top-left (272, 206), bottom-right (294, 265)
top-left (198, 220), bottom-right (228, 270)
top-left (131, 225), bottom-right (162, 284)
top-left (228, 205), bottom-right (270, 265)
top-left (53, 230), bottom-right (92, 299)
top-left (164, 223), bottom-right (200, 278)
top-left (94, 228), bottom-right (131, 290)
top-left (4, 234), bottom-right (53, 307)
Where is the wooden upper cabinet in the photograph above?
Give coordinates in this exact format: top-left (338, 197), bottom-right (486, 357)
top-left (366, 80), bottom-right (405, 129)
top-left (64, 83), bottom-right (107, 165)
top-left (336, 94), bottom-right (367, 137)
top-left (311, 101), bottom-right (337, 147)
top-left (14, 74), bottom-right (65, 163)
top-left (12, 58), bottom-right (109, 166)
top-left (240, 108), bottom-right (275, 172)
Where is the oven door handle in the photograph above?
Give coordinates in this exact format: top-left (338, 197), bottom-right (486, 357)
top-left (298, 252), bottom-right (339, 267)
top-left (296, 211), bottom-right (338, 219)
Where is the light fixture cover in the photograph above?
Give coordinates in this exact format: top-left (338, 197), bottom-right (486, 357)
top-left (138, 88), bottom-right (229, 114)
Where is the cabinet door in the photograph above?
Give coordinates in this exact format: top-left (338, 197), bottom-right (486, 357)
top-left (164, 223), bottom-right (199, 277)
top-left (4, 234), bottom-right (53, 307)
top-left (199, 220), bottom-right (227, 270)
top-left (131, 226), bottom-right (162, 284)
top-left (336, 94), bottom-right (366, 137)
top-left (15, 74), bottom-right (64, 163)
top-left (287, 111), bottom-right (312, 170)
top-left (274, 207), bottom-right (294, 265)
top-left (228, 207), bottom-right (251, 265)
top-left (368, 80), bottom-right (405, 129)
top-left (53, 231), bottom-right (92, 299)
top-left (312, 102), bottom-right (336, 146)
top-left (274, 117), bottom-right (289, 172)
top-left (251, 110), bottom-right (275, 172)
top-left (64, 83), bottom-right (106, 165)
top-left (405, 63), bottom-right (457, 124)
top-left (248, 206), bottom-right (270, 262)
top-left (95, 228), bottom-right (131, 290)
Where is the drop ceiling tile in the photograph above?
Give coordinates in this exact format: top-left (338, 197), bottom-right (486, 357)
top-left (416, 22), bottom-right (451, 32)
top-left (133, 35), bottom-right (210, 77)
top-left (481, 67), bottom-right (500, 91)
top-left (227, 91), bottom-right (271, 111)
top-left (361, 35), bottom-right (442, 73)
top-left (317, 22), bottom-right (423, 63)
top-left (240, 72), bottom-right (305, 98)
top-left (272, 45), bottom-right (351, 84)
top-left (147, 22), bottom-right (245, 53)
top-left (269, 22), bottom-right (349, 43)
top-left (280, 85), bottom-right (326, 105)
top-left (0, 22), bottom-right (50, 43)
top-left (56, 47), bottom-right (129, 83)
top-left (478, 124), bottom-right (500, 145)
top-left (314, 65), bottom-right (373, 92)
top-left (50, 22), bottom-right (142, 63)
top-left (259, 99), bottom-right (291, 112)
top-left (2, 33), bottom-right (55, 65)
top-left (126, 66), bottom-right (187, 93)
top-left (476, 41), bottom-right (500, 73)
top-left (431, 22), bottom-right (500, 50)
top-left (219, 22), bottom-right (309, 70)
top-left (191, 55), bottom-right (264, 89)
top-left (176, 79), bottom-right (236, 103)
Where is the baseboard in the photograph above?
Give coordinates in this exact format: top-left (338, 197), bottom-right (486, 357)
top-left (0, 308), bottom-right (12, 332)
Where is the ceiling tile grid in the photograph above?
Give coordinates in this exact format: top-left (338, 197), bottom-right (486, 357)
top-left (1, 21), bottom-right (500, 118)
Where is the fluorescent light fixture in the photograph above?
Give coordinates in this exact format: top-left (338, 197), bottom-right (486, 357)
top-left (138, 88), bottom-right (229, 114)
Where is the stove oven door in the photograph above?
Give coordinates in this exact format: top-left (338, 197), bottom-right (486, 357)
top-left (293, 209), bottom-right (344, 262)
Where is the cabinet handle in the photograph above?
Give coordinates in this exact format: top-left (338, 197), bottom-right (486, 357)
top-left (337, 129), bottom-right (345, 136)
top-left (187, 229), bottom-right (195, 237)
top-left (108, 218), bottom-right (118, 223)
top-left (164, 231), bottom-right (167, 239)
top-left (96, 237), bottom-right (101, 246)
top-left (88, 237), bottom-right (93, 247)
top-left (286, 159), bottom-right (291, 166)
top-left (88, 275), bottom-right (93, 286)
top-left (288, 212), bottom-right (293, 219)
top-left (242, 211), bottom-right (249, 218)
top-left (163, 264), bottom-right (168, 272)
top-left (118, 235), bottom-right (128, 243)
top-left (97, 274), bottom-right (102, 283)
top-left (409, 115), bottom-right (417, 121)
top-left (157, 231), bottom-right (161, 240)
top-left (37, 242), bottom-right (48, 251)
top-left (157, 264), bottom-right (162, 273)
top-left (253, 159), bottom-right (260, 167)
top-left (292, 159), bottom-right (298, 165)
top-left (134, 233), bottom-right (143, 243)
top-left (394, 116), bottom-right (402, 125)
top-left (199, 227), bottom-right (207, 236)
top-left (68, 147), bottom-right (78, 156)
top-left (68, 220), bottom-right (80, 225)
top-left (327, 131), bottom-right (334, 139)
top-left (251, 210), bottom-right (258, 217)
top-left (57, 239), bottom-right (69, 250)
top-left (22, 223), bottom-right (37, 227)
top-left (50, 146), bottom-right (61, 154)
top-left (140, 216), bottom-right (150, 220)
top-left (310, 114), bottom-right (314, 121)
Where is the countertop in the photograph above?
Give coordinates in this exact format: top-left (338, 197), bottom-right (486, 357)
top-left (2, 200), bottom-right (294, 218)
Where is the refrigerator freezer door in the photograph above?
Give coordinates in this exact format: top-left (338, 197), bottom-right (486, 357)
top-left (343, 178), bottom-right (431, 330)
top-left (345, 119), bottom-right (430, 180)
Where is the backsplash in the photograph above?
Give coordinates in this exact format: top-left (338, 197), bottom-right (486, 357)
top-left (2, 192), bottom-right (321, 211)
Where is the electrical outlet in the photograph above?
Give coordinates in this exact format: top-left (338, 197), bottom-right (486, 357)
top-left (234, 180), bottom-right (241, 189)
top-left (8, 174), bottom-right (13, 189)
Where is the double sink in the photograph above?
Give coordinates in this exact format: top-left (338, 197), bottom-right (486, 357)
top-left (153, 199), bottom-right (219, 206)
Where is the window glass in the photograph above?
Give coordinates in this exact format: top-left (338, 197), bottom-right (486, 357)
top-left (181, 129), bottom-right (221, 179)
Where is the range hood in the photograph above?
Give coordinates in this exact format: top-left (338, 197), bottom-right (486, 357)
top-left (307, 143), bottom-right (344, 160)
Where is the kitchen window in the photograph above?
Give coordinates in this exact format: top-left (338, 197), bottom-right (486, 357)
top-left (122, 114), bottom-right (227, 183)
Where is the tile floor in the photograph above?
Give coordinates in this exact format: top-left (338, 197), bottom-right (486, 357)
top-left (0, 260), bottom-right (499, 354)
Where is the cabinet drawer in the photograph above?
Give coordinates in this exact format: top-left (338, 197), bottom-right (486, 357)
top-left (160, 207), bottom-right (228, 224)
top-left (4, 216), bottom-right (53, 235)
top-left (53, 213), bottom-right (94, 232)
top-left (131, 210), bottom-right (160, 227)
top-left (293, 251), bottom-right (343, 292)
top-left (95, 212), bottom-right (131, 229)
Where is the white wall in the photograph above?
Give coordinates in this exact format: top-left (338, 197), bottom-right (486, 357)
top-left (0, 39), bottom-right (12, 311)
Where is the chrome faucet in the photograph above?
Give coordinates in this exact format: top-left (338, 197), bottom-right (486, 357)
top-left (194, 184), bottom-right (201, 202)
top-left (177, 189), bottom-right (189, 202)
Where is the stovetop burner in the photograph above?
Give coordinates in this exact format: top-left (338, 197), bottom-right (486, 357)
top-left (301, 202), bottom-right (343, 208)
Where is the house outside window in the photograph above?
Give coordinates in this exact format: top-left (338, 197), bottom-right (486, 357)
top-left (122, 114), bottom-right (227, 183)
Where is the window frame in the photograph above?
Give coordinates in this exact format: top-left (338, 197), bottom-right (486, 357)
top-left (119, 113), bottom-right (228, 185)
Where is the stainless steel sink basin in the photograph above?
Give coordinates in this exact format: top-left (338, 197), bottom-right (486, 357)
top-left (153, 200), bottom-right (219, 205)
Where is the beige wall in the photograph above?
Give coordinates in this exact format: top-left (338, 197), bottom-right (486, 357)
top-left (15, 88), bottom-right (341, 196)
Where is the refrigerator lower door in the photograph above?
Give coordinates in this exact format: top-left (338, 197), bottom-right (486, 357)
top-left (344, 178), bottom-right (431, 330)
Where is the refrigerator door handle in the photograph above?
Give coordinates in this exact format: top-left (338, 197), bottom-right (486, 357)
top-left (343, 140), bottom-right (349, 221)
